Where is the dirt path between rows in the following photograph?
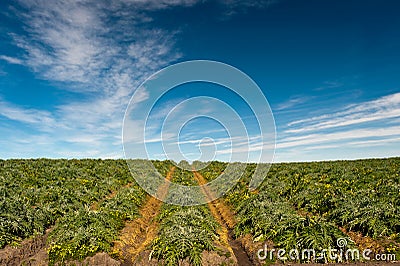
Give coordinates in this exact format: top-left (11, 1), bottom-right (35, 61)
top-left (113, 167), bottom-right (175, 265)
top-left (193, 171), bottom-right (255, 266)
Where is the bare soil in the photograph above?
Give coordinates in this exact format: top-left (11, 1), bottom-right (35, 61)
top-left (112, 167), bottom-right (175, 265)
top-left (193, 171), bottom-right (255, 266)
top-left (0, 229), bottom-right (50, 266)
top-left (58, 253), bottom-right (120, 266)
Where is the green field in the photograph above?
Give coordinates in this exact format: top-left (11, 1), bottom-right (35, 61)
top-left (0, 158), bottom-right (399, 265)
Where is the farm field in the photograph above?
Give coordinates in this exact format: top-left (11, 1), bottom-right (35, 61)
top-left (0, 158), bottom-right (399, 265)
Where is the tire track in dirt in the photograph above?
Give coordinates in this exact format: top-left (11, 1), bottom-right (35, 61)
top-left (193, 171), bottom-right (254, 266)
top-left (113, 167), bottom-right (175, 265)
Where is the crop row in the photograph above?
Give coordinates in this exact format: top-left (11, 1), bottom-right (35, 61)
top-left (0, 159), bottom-right (175, 264)
top-left (48, 159), bottom-right (178, 263)
top-left (149, 167), bottom-right (222, 266)
top-left (257, 159), bottom-right (400, 242)
top-left (199, 158), bottom-right (400, 262)
top-left (0, 159), bottom-right (136, 248)
top-left (2, 158), bottom-right (399, 265)
top-left (47, 185), bottom-right (146, 263)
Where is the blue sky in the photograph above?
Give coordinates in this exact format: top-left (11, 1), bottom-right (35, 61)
top-left (0, 0), bottom-right (399, 162)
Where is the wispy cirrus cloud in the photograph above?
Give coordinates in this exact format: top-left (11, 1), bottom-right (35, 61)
top-left (273, 92), bottom-right (400, 161)
top-left (11, 0), bottom-right (181, 87)
top-left (286, 92), bottom-right (400, 133)
top-left (0, 55), bottom-right (24, 65)
top-left (274, 95), bottom-right (313, 111)
top-left (2, 0), bottom-right (271, 159)
top-left (0, 97), bottom-right (55, 128)
top-left (1, 0), bottom-right (187, 157)
top-left (278, 126), bottom-right (400, 149)
top-left (314, 80), bottom-right (343, 91)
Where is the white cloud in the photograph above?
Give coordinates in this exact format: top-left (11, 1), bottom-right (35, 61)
top-left (0, 55), bottom-right (24, 65)
top-left (314, 80), bottom-right (343, 91)
top-left (349, 137), bottom-right (400, 147)
top-left (275, 92), bottom-right (400, 156)
top-left (274, 96), bottom-right (312, 111)
top-left (1, 0), bottom-right (187, 157)
top-left (0, 98), bottom-right (55, 128)
top-left (11, 1), bottom-right (183, 88)
top-left (286, 92), bottom-right (400, 133)
top-left (0, 0), bottom-right (315, 160)
top-left (278, 126), bottom-right (400, 149)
